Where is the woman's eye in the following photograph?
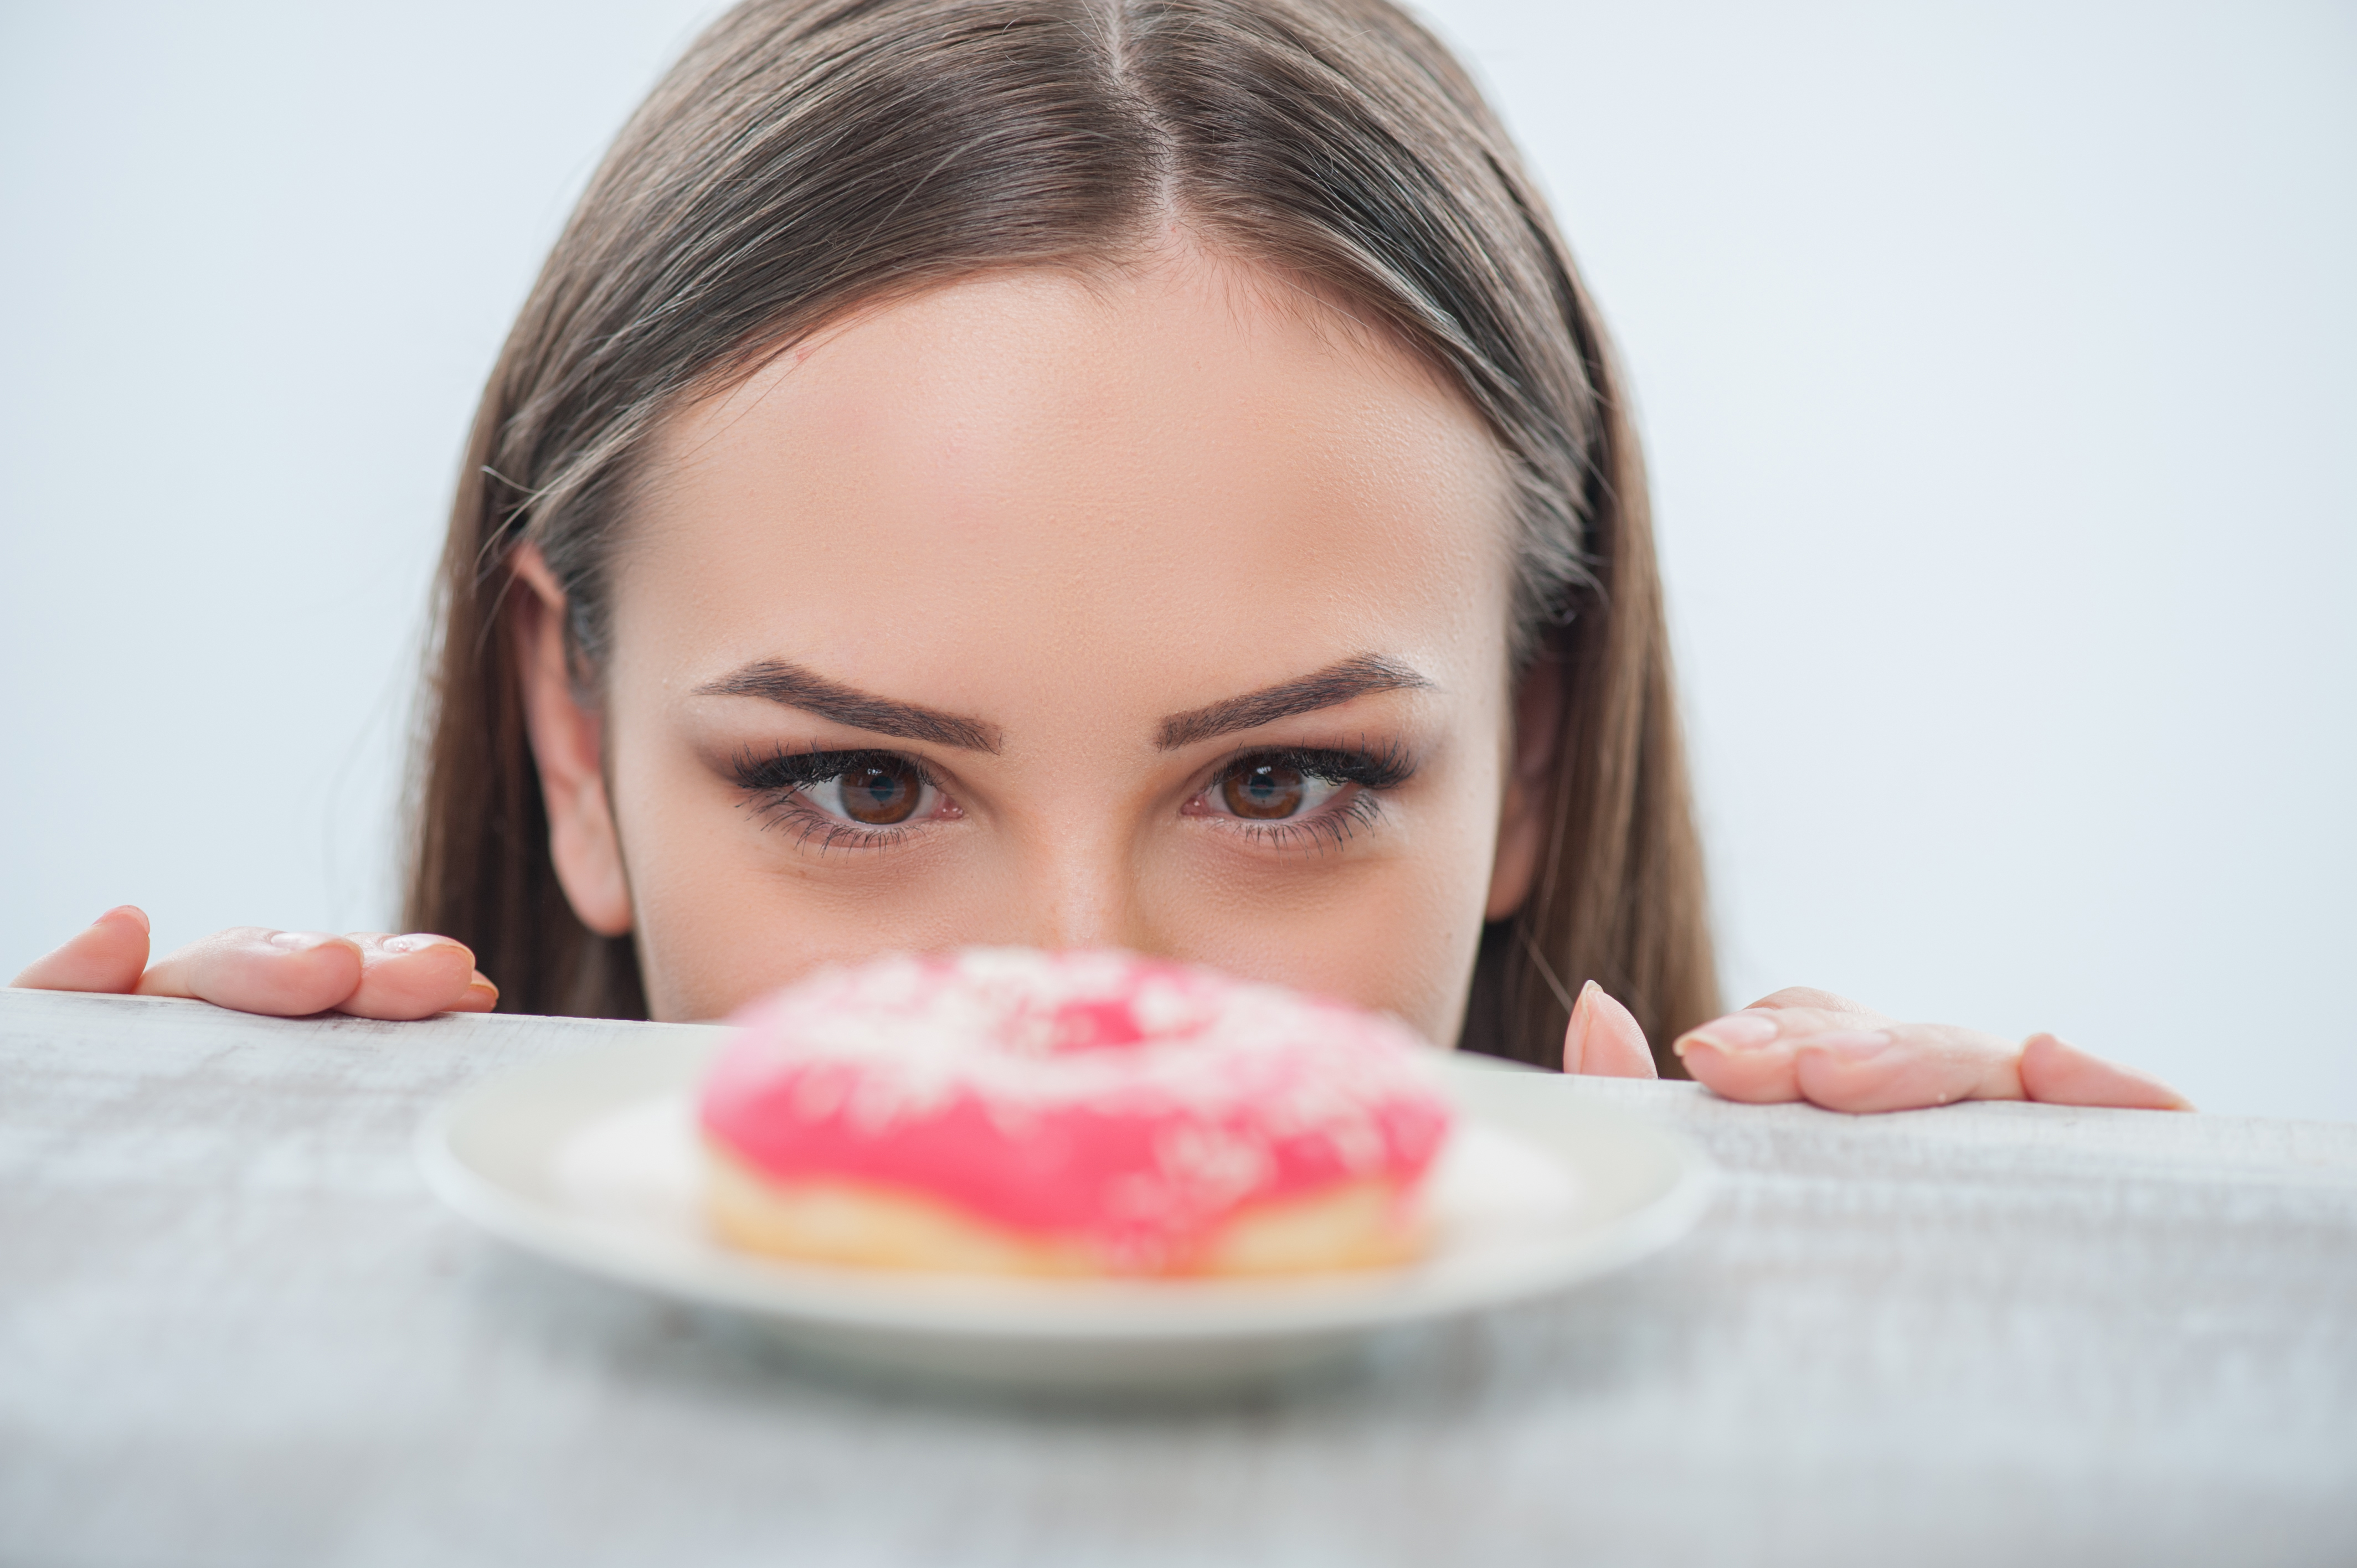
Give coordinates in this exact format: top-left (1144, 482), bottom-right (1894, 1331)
top-left (1214, 762), bottom-right (1344, 821)
top-left (801, 759), bottom-right (935, 827)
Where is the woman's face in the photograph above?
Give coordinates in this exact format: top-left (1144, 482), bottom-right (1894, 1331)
top-left (521, 250), bottom-right (1542, 1040)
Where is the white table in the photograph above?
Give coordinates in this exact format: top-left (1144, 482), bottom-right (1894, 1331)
top-left (5, 988), bottom-right (2354, 1566)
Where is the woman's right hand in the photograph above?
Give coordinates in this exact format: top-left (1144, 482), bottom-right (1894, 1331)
top-left (9, 905), bottom-right (497, 1020)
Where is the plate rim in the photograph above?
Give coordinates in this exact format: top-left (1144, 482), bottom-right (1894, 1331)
top-left (415, 1041), bottom-right (1716, 1345)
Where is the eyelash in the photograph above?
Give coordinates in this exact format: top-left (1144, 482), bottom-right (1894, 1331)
top-left (728, 741), bottom-right (1417, 854)
top-left (730, 746), bottom-right (948, 853)
top-left (1193, 743), bottom-right (1415, 854)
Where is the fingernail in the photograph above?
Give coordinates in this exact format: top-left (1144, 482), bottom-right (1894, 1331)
top-left (384, 933), bottom-right (456, 956)
top-left (101, 905), bottom-right (150, 934)
top-left (1795, 1029), bottom-right (1893, 1060)
top-left (267, 930), bottom-right (336, 952)
top-left (1562, 981), bottom-right (1598, 1071)
top-left (467, 974), bottom-right (500, 1004)
top-left (1677, 1012), bottom-right (1781, 1054)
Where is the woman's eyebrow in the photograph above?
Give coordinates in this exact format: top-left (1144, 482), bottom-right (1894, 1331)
top-left (1156, 656), bottom-right (1433, 751)
top-left (696, 659), bottom-right (1002, 753)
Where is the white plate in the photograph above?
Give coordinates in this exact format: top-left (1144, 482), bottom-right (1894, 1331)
top-left (417, 1036), bottom-right (1713, 1392)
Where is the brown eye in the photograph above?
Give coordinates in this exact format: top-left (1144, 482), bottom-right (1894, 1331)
top-left (836, 761), bottom-right (921, 825)
top-left (1221, 762), bottom-right (1306, 820)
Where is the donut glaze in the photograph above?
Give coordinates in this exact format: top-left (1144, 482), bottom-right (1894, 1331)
top-left (698, 949), bottom-right (1455, 1275)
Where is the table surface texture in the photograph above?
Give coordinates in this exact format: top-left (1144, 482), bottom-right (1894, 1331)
top-left (4, 988), bottom-right (2355, 1568)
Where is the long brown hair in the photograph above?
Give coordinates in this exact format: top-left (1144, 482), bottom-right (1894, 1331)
top-left (404, 0), bottom-right (1718, 1069)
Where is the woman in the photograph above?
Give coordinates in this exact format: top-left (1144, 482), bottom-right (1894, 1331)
top-left (9, 0), bottom-right (2185, 1115)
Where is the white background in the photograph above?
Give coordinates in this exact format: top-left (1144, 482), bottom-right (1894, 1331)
top-left (4, 2), bottom-right (2350, 1119)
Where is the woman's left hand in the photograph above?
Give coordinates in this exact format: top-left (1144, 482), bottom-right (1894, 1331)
top-left (1561, 982), bottom-right (2191, 1112)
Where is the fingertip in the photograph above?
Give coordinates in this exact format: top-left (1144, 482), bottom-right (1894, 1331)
top-left (1678, 1012), bottom-right (1783, 1053)
top-left (1675, 1049), bottom-right (1741, 1098)
top-left (256, 930), bottom-right (366, 1012)
top-left (260, 931), bottom-right (346, 972)
top-left (1741, 986), bottom-right (1863, 1014)
top-left (1671, 1036), bottom-right (1723, 1077)
top-left (1677, 1037), bottom-right (1802, 1102)
top-left (381, 932), bottom-right (476, 964)
top-left (1562, 981), bottom-right (1598, 1072)
top-left (267, 929), bottom-right (356, 952)
top-left (1672, 1010), bottom-right (1800, 1100)
top-left (1579, 984), bottom-right (1657, 1079)
top-left (337, 935), bottom-right (488, 1019)
top-left (1788, 1041), bottom-right (1931, 1113)
top-left (282, 930), bottom-right (366, 983)
top-left (12, 905), bottom-right (153, 993)
top-left (2020, 1033), bottom-right (2194, 1111)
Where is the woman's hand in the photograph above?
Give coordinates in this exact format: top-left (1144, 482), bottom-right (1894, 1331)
top-left (1562, 981), bottom-right (2191, 1112)
top-left (9, 906), bottom-right (497, 1021)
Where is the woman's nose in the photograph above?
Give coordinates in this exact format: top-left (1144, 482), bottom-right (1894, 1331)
top-left (1015, 842), bottom-right (1156, 955)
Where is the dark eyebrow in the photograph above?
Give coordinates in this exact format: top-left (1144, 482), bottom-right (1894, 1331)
top-left (1156, 655), bottom-right (1434, 751)
top-left (696, 659), bottom-right (1002, 753)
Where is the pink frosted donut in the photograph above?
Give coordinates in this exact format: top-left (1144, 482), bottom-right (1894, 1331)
top-left (698, 948), bottom-right (1454, 1277)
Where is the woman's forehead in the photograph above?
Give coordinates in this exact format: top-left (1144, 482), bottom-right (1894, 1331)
top-left (616, 256), bottom-right (1517, 722)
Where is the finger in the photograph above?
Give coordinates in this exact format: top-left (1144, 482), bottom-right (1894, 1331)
top-left (1672, 1009), bottom-right (1806, 1102)
top-left (1562, 980), bottom-right (1657, 1079)
top-left (1671, 1003), bottom-right (1901, 1101)
top-left (11, 906), bottom-right (152, 992)
top-left (339, 933), bottom-right (498, 1020)
top-left (135, 928), bottom-right (366, 1017)
top-left (1741, 986), bottom-right (1893, 1023)
top-left (1785, 1023), bottom-right (2024, 1112)
top-left (2019, 1033), bottom-right (2192, 1111)
top-left (1674, 1009), bottom-right (2020, 1110)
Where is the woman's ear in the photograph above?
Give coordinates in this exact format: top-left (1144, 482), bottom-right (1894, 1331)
top-left (510, 544), bottom-right (634, 937)
top-left (1484, 655), bottom-right (1566, 921)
